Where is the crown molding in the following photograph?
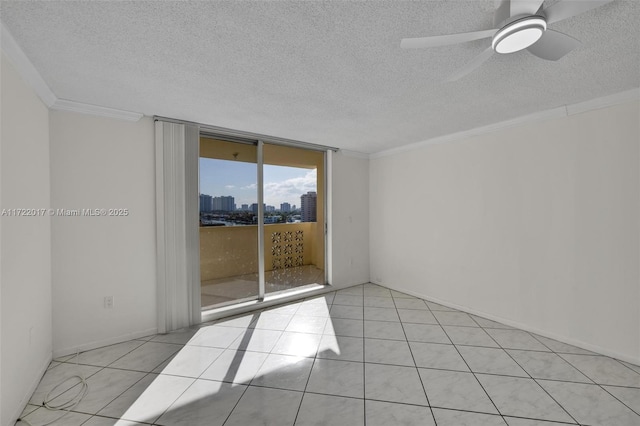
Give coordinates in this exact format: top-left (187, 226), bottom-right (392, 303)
top-left (566, 87), bottom-right (640, 116)
top-left (370, 107), bottom-right (565, 159)
top-left (1, 22), bottom-right (143, 122)
top-left (51, 99), bottom-right (143, 121)
top-left (371, 87), bottom-right (640, 159)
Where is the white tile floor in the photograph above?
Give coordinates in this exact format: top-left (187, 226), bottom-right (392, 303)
top-left (17, 283), bottom-right (640, 426)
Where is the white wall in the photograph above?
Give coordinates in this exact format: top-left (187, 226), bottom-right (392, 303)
top-left (50, 111), bottom-right (157, 357)
top-left (48, 111), bottom-right (370, 356)
top-left (0, 52), bottom-right (52, 426)
top-left (331, 151), bottom-right (370, 288)
top-left (370, 100), bottom-right (640, 363)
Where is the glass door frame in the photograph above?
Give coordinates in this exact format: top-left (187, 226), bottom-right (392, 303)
top-left (198, 136), bottom-right (261, 310)
top-left (198, 134), bottom-right (329, 311)
top-left (257, 140), bottom-right (266, 300)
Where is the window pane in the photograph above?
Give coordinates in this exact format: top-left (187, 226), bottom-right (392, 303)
top-left (199, 138), bottom-right (259, 309)
top-left (263, 144), bottom-right (325, 293)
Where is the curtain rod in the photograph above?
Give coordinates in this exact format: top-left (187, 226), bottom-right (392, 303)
top-left (154, 116), bottom-right (339, 152)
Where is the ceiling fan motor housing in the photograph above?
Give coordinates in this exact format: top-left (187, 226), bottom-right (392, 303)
top-left (492, 15), bottom-right (547, 54)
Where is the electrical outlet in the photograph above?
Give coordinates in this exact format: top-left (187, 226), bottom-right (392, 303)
top-left (104, 296), bottom-right (114, 309)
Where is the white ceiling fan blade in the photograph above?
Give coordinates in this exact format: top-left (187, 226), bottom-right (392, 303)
top-left (543, 0), bottom-right (614, 24)
top-left (510, 0), bottom-right (545, 17)
top-left (527, 29), bottom-right (581, 61)
top-left (447, 47), bottom-right (494, 81)
top-left (401, 29), bottom-right (497, 49)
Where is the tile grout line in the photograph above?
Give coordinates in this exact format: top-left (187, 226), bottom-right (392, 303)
top-left (220, 308), bottom-right (294, 426)
top-left (87, 360), bottom-right (611, 389)
top-left (498, 340), bottom-right (580, 425)
top-left (420, 295), bottom-right (593, 425)
top-left (37, 339), bottom-right (171, 420)
top-left (77, 371), bottom-right (154, 419)
top-left (31, 363), bottom-right (106, 409)
top-left (553, 352), bottom-right (640, 417)
top-left (215, 312), bottom-right (271, 426)
top-left (362, 286), bottom-right (367, 426)
top-left (144, 372), bottom-right (194, 424)
top-left (428, 302), bottom-right (508, 425)
top-left (598, 385), bottom-right (640, 417)
top-left (290, 290), bottom-right (336, 426)
top-left (470, 319), bottom-right (581, 424)
top-left (391, 291), bottom-right (439, 426)
top-left (54, 338), bottom-right (148, 364)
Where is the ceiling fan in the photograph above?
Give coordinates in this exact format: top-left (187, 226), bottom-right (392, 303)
top-left (401, 0), bottom-right (614, 81)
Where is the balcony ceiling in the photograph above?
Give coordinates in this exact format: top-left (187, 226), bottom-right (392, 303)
top-left (1, 1), bottom-right (639, 154)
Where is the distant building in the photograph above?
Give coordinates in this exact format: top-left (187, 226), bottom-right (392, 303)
top-left (250, 203), bottom-right (266, 214)
top-left (241, 204), bottom-right (249, 211)
top-left (280, 202), bottom-right (291, 212)
top-left (301, 191), bottom-right (317, 222)
top-left (266, 205), bottom-right (276, 212)
top-left (292, 205), bottom-right (297, 211)
top-left (212, 195), bottom-right (235, 212)
top-left (288, 214), bottom-right (302, 223)
top-left (264, 215), bottom-right (282, 224)
top-left (199, 194), bottom-right (213, 212)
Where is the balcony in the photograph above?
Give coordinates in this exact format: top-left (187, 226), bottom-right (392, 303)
top-left (200, 222), bottom-right (325, 307)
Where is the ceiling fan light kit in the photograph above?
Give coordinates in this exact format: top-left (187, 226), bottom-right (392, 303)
top-left (491, 16), bottom-right (547, 54)
top-left (400, 0), bottom-right (614, 80)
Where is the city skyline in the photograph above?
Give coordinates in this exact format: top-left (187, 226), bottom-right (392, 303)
top-left (199, 158), bottom-right (317, 207)
top-left (199, 193), bottom-right (306, 213)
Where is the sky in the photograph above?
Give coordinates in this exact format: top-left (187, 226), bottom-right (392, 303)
top-left (199, 158), bottom-right (317, 208)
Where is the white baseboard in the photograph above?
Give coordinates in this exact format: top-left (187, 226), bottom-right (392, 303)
top-left (52, 327), bottom-right (158, 359)
top-left (374, 282), bottom-right (640, 367)
top-left (11, 351), bottom-right (52, 424)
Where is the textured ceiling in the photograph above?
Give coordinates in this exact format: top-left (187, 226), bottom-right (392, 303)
top-left (1, 0), bottom-right (639, 153)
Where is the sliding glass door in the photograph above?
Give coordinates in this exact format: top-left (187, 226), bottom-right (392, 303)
top-left (263, 143), bottom-right (325, 295)
top-left (199, 137), bottom-right (326, 310)
top-left (199, 137), bottom-right (259, 309)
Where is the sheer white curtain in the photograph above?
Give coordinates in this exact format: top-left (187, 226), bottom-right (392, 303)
top-left (155, 120), bottom-right (200, 333)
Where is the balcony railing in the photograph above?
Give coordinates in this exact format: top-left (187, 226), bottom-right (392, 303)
top-left (200, 222), bottom-right (321, 282)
